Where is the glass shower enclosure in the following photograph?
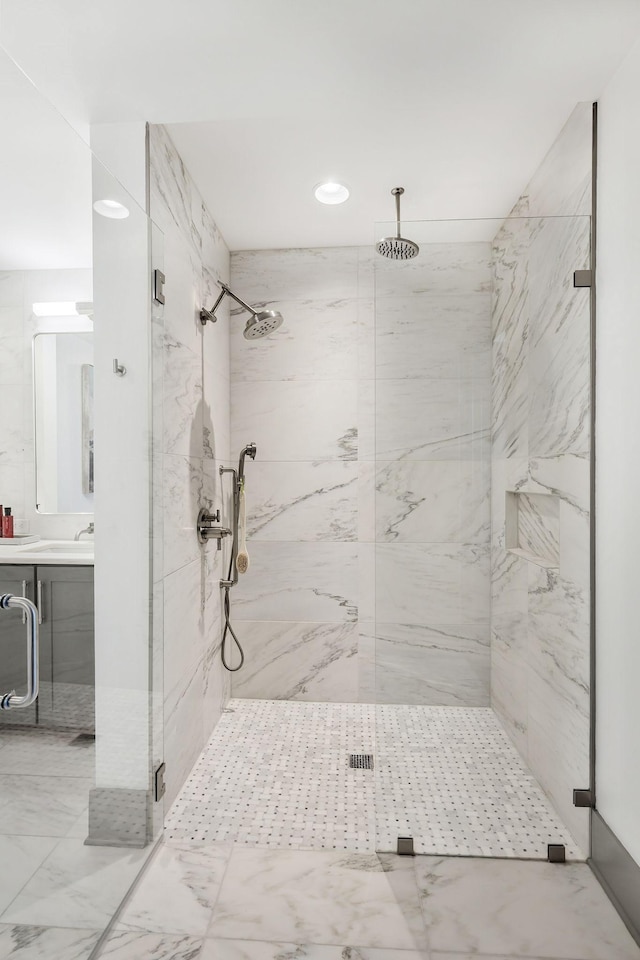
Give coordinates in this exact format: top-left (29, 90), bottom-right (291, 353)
top-left (371, 214), bottom-right (592, 860)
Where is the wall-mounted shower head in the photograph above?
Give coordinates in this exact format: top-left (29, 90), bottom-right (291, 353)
top-left (200, 283), bottom-right (284, 339)
top-left (376, 187), bottom-right (419, 261)
top-left (244, 310), bottom-right (283, 340)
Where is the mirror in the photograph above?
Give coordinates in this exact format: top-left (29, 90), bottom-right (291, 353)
top-left (34, 331), bottom-right (94, 514)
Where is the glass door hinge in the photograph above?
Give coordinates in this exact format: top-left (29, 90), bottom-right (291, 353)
top-left (573, 788), bottom-right (594, 808)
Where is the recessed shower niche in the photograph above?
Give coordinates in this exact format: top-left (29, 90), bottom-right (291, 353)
top-left (505, 490), bottom-right (560, 568)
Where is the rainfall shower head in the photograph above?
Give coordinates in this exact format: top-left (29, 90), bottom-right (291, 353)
top-left (376, 187), bottom-right (419, 261)
top-left (200, 283), bottom-right (284, 339)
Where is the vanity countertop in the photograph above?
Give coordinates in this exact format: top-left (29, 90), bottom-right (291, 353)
top-left (0, 539), bottom-right (94, 566)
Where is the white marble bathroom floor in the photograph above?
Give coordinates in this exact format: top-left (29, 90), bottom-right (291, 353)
top-left (165, 699), bottom-right (583, 860)
top-left (86, 840), bottom-right (640, 960)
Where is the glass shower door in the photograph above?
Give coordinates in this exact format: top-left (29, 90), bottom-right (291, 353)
top-left (372, 215), bottom-right (592, 859)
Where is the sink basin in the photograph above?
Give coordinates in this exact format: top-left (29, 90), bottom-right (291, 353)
top-left (28, 542), bottom-right (94, 554)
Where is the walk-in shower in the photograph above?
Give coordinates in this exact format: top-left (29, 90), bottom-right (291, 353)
top-left (200, 281), bottom-right (284, 338)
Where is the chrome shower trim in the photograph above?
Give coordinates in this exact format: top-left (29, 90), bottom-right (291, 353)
top-left (200, 282), bottom-right (284, 338)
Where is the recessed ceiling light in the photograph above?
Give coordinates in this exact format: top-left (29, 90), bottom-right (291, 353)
top-left (314, 182), bottom-right (349, 205)
top-left (93, 198), bottom-right (130, 219)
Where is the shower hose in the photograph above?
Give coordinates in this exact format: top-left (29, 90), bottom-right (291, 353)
top-left (221, 581), bottom-right (244, 672)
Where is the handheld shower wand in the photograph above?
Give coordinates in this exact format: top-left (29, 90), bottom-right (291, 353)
top-left (220, 443), bottom-right (257, 671)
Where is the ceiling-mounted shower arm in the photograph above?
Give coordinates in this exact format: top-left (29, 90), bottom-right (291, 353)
top-left (392, 186), bottom-right (404, 240)
top-left (200, 282), bottom-right (257, 326)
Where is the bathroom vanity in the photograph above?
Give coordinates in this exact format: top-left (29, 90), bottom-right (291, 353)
top-left (0, 541), bottom-right (94, 731)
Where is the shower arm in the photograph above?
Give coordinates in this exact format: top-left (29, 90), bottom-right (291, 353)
top-left (393, 187), bottom-right (403, 240)
top-left (200, 283), bottom-right (257, 326)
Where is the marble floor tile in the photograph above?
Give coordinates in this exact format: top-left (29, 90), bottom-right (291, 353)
top-left (201, 941), bottom-right (428, 959)
top-left (415, 856), bottom-right (640, 959)
top-left (0, 776), bottom-right (93, 837)
top-left (0, 729), bottom-right (94, 778)
top-left (0, 837), bottom-right (58, 915)
top-left (0, 925), bottom-right (100, 960)
top-left (116, 841), bottom-right (232, 936)
top-left (97, 930), bottom-right (202, 960)
top-left (208, 846), bottom-right (428, 951)
top-left (1, 840), bottom-right (149, 930)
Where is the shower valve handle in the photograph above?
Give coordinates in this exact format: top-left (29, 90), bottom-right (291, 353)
top-left (197, 508), bottom-right (231, 547)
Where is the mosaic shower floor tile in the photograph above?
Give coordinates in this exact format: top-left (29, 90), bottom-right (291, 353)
top-left (165, 700), bottom-right (583, 859)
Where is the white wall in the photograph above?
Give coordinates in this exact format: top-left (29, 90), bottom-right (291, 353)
top-left (596, 36), bottom-right (640, 868)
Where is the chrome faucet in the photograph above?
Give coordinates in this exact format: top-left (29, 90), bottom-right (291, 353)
top-left (74, 522), bottom-right (94, 541)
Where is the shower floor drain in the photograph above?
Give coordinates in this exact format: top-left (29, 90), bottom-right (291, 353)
top-left (349, 754), bottom-right (374, 770)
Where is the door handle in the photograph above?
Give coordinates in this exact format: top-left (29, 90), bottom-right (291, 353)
top-left (36, 580), bottom-right (44, 625)
top-left (0, 594), bottom-right (39, 710)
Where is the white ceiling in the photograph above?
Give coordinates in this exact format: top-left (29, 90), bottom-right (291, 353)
top-left (2, 0), bottom-right (640, 251)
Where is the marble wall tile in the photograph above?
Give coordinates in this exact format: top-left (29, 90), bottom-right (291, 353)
top-left (0, 272), bottom-right (24, 308)
top-left (202, 362), bottom-right (230, 462)
top-left (374, 242), bottom-right (492, 299)
top-left (490, 616), bottom-right (529, 756)
top-left (376, 543), bottom-right (490, 625)
top-left (357, 544), bottom-right (376, 623)
top-left (373, 623), bottom-right (490, 706)
top-left (526, 564), bottom-right (590, 852)
top-left (230, 248), bottom-right (359, 302)
top-left (243, 461), bottom-right (358, 541)
top-left (231, 299), bottom-right (360, 383)
top-left (163, 338), bottom-right (203, 458)
top-left (163, 558), bottom-right (206, 807)
top-left (231, 380), bottom-right (358, 462)
top-left (163, 455), bottom-right (204, 578)
top-left (516, 492), bottom-right (560, 564)
top-left (233, 542), bottom-right (358, 622)
top-left (230, 622), bottom-right (359, 702)
top-left (375, 460), bottom-right (489, 543)
top-left (491, 217), bottom-right (529, 459)
top-left (375, 293), bottom-right (491, 380)
top-left (376, 379), bottom-right (490, 461)
top-left (150, 125), bottom-right (232, 809)
top-left (149, 126), bottom-right (204, 257)
top-left (0, 337), bottom-right (25, 386)
top-left (528, 215), bottom-right (591, 458)
top-left (526, 101), bottom-right (593, 218)
top-left (0, 385), bottom-right (26, 463)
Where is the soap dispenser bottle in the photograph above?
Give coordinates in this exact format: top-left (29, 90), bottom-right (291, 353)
top-left (2, 508), bottom-right (13, 538)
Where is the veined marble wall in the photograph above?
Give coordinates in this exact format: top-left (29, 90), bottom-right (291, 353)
top-left (373, 245), bottom-right (492, 706)
top-left (229, 243), bottom-right (492, 705)
top-left (490, 103), bottom-right (592, 854)
top-left (149, 125), bottom-right (232, 808)
top-left (0, 268), bottom-right (93, 541)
